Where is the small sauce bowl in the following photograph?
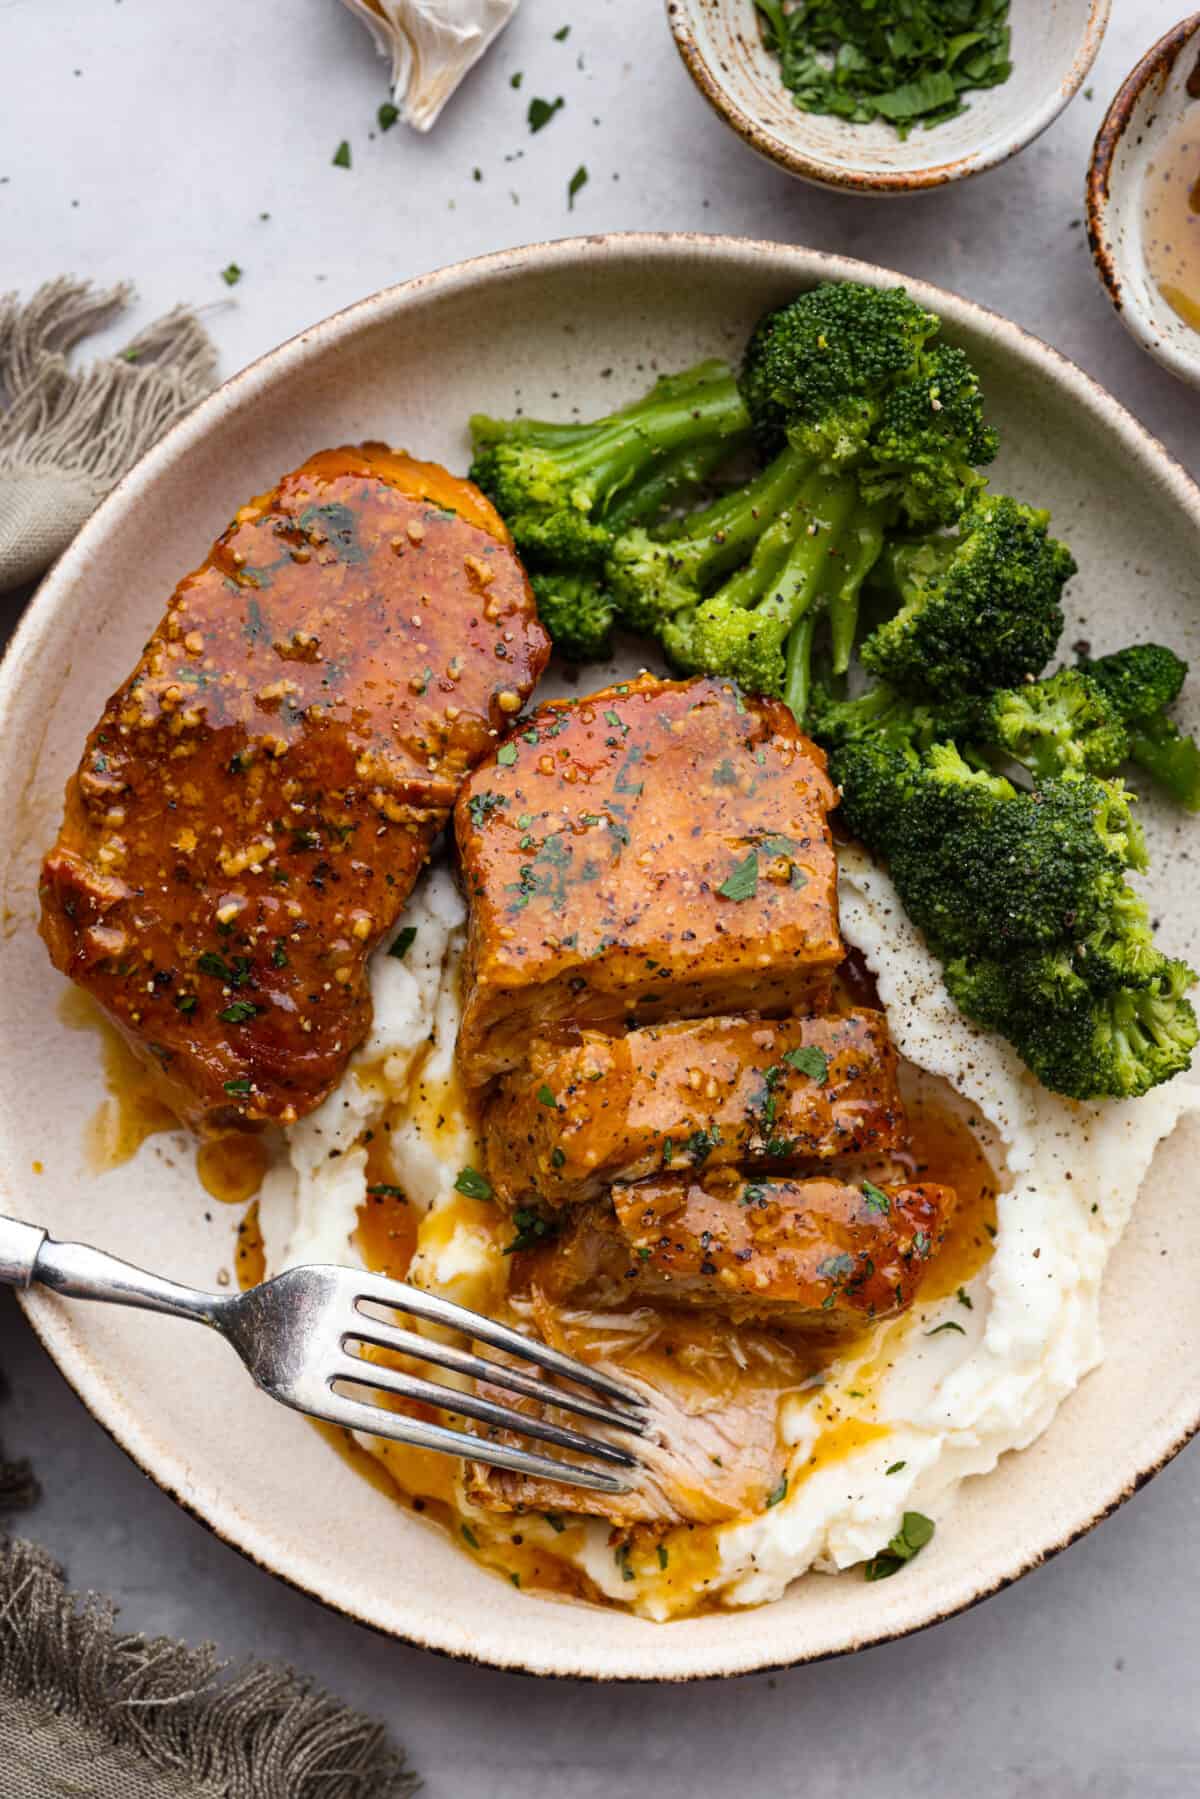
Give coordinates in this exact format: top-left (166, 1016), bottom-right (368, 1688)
top-left (1088, 13), bottom-right (1200, 388)
top-left (667, 0), bottom-right (1111, 195)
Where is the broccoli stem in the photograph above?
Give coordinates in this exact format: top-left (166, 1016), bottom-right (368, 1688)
top-left (604, 438), bottom-right (735, 534)
top-left (1128, 717), bottom-right (1200, 812)
top-left (785, 612), bottom-right (818, 723)
top-left (828, 503), bottom-right (890, 675)
top-left (772, 472), bottom-right (862, 722)
top-left (469, 360), bottom-right (748, 496)
top-left (657, 445), bottom-right (813, 601)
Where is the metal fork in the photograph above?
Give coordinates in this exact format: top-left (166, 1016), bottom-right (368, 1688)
top-left (0, 1215), bottom-right (646, 1493)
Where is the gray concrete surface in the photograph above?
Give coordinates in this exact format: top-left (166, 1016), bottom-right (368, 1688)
top-left (2, 1), bottom-right (1199, 1792)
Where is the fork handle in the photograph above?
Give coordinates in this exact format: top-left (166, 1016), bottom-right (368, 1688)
top-left (0, 1214), bottom-right (224, 1327)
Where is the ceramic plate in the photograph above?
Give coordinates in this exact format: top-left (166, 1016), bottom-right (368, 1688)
top-left (3, 235), bottom-right (1198, 1680)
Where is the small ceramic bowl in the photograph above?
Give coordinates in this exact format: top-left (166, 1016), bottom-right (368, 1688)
top-left (1087, 14), bottom-right (1200, 388)
top-left (667, 0), bottom-right (1111, 194)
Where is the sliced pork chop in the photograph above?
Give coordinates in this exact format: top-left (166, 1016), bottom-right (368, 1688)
top-left (486, 1007), bottom-right (906, 1207)
top-left (454, 674), bottom-right (842, 1086)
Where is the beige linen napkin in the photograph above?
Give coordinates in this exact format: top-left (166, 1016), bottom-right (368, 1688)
top-left (0, 279), bottom-right (218, 592)
top-left (0, 1357), bottom-right (414, 1795)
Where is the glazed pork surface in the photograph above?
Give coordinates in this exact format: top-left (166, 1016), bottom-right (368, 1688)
top-left (40, 444), bottom-right (548, 1131)
top-left (454, 675), bottom-right (841, 1086)
top-left (530, 1171), bottom-right (955, 1330)
top-left (486, 1007), bottom-right (907, 1207)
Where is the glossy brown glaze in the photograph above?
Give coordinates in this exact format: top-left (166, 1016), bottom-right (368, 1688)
top-left (455, 675), bottom-right (840, 1085)
top-left (40, 444), bottom-right (548, 1132)
top-left (486, 1007), bottom-right (905, 1206)
top-left (533, 1171), bottom-right (953, 1329)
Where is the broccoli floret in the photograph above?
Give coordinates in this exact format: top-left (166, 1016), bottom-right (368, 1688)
top-left (858, 344), bottom-right (998, 528)
top-left (529, 571), bottom-right (615, 661)
top-left (824, 701), bottom-right (1195, 1097)
top-left (971, 668), bottom-right (1130, 782)
top-left (860, 494), bottom-right (1076, 695)
top-left (946, 949), bottom-right (1198, 1101)
top-left (886, 759), bottom-right (1145, 957)
top-left (742, 284), bottom-right (996, 525)
top-left (1078, 645), bottom-right (1200, 812)
top-left (741, 281), bottom-right (940, 461)
top-left (469, 359), bottom-right (751, 571)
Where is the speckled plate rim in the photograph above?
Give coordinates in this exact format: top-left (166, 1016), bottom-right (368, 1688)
top-left (666, 0), bottom-right (1112, 194)
top-left (6, 232), bottom-right (1200, 1681)
top-left (1086, 11), bottom-right (1200, 386)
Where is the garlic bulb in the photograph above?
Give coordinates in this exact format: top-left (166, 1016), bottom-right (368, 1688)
top-left (341, 0), bottom-right (520, 133)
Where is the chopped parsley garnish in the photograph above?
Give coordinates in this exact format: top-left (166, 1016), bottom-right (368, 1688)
top-left (957, 1286), bottom-right (974, 1310)
top-left (614, 1542), bottom-right (635, 1582)
top-left (783, 1044), bottom-right (828, 1085)
top-left (468, 791), bottom-right (505, 828)
top-left (567, 164), bottom-right (588, 208)
top-left (454, 1166), bottom-right (493, 1201)
top-left (925, 1320), bottom-right (966, 1337)
top-left (367, 1183), bottom-right (406, 1199)
top-left (504, 1207), bottom-right (559, 1255)
top-left (387, 926), bottom-right (417, 960)
top-left (765, 1473), bottom-right (788, 1509)
top-left (220, 263), bottom-right (242, 287)
top-left (536, 1083), bottom-right (558, 1108)
top-left (550, 1147), bottom-right (566, 1169)
top-left (198, 951), bottom-right (253, 988)
top-left (554, 23), bottom-right (570, 38)
top-left (712, 758), bottom-right (737, 786)
top-left (656, 1543), bottom-right (669, 1569)
top-left (332, 140), bottom-right (351, 169)
top-left (377, 101), bottom-right (399, 131)
top-left (510, 70), bottom-right (524, 88)
top-left (528, 95), bottom-right (564, 132)
top-left (218, 1000), bottom-right (259, 1024)
top-left (817, 1252), bottom-right (856, 1287)
top-left (496, 743), bottom-right (518, 766)
top-left (271, 942), bottom-right (289, 969)
top-left (861, 1179), bottom-right (891, 1215)
top-left (756, 0), bottom-right (1013, 140)
top-left (886, 1461), bottom-right (907, 1476)
top-left (863, 1511), bottom-right (935, 1581)
top-left (717, 850), bottom-right (758, 903)
top-left (223, 1078), bottom-right (252, 1097)
top-left (460, 1523), bottom-right (479, 1549)
top-left (174, 993), bottom-right (197, 1014)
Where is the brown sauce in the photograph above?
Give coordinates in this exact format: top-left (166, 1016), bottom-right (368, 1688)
top-left (197, 1133), bottom-right (270, 1205)
top-left (326, 1080), bottom-right (998, 1614)
top-left (1143, 110), bottom-right (1200, 334)
top-left (58, 988), bottom-right (178, 1170)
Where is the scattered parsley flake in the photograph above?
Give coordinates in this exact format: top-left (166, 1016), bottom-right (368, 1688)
top-left (332, 140), bottom-right (351, 169)
top-left (377, 101), bottom-right (399, 131)
top-left (957, 1286), bottom-right (974, 1310)
top-left (861, 1179), bottom-right (891, 1215)
top-left (223, 1078), bottom-right (252, 1097)
top-left (864, 1511), bottom-right (935, 1581)
top-left (925, 1320), bottom-right (966, 1337)
top-left (657, 1543), bottom-right (669, 1569)
top-left (765, 1473), bottom-right (788, 1508)
top-left (554, 23), bottom-right (570, 39)
top-left (496, 742), bottom-right (518, 766)
top-left (536, 1084), bottom-right (557, 1108)
top-left (220, 263), bottom-right (242, 287)
top-left (718, 850), bottom-right (758, 903)
top-left (218, 1000), bottom-right (259, 1024)
top-left (783, 1044), bottom-right (828, 1084)
top-left (460, 1523), bottom-right (479, 1549)
top-left (886, 1461), bottom-right (907, 1476)
top-left (567, 164), bottom-right (588, 208)
top-left (528, 95), bottom-right (564, 132)
top-left (454, 1166), bottom-right (493, 1201)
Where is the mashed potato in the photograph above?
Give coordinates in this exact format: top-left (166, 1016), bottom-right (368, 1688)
top-left (257, 852), bottom-right (1200, 1619)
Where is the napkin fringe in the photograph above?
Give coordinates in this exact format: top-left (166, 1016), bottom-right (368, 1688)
top-left (0, 1536), bottom-right (418, 1799)
top-left (0, 277), bottom-right (217, 485)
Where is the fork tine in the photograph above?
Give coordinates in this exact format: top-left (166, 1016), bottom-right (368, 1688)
top-left (348, 1273), bottom-right (648, 1410)
top-left (334, 1351), bottom-right (638, 1469)
top-left (296, 1386), bottom-right (632, 1494)
top-left (343, 1319), bottom-right (648, 1437)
